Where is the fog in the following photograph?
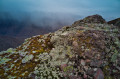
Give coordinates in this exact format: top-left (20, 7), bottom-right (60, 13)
top-left (0, 0), bottom-right (120, 27)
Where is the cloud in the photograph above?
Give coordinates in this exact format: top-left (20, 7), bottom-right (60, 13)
top-left (0, 0), bottom-right (120, 20)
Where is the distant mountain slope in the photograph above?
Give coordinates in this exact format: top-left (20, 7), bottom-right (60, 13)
top-left (0, 13), bottom-right (55, 51)
top-left (0, 15), bottom-right (120, 79)
top-left (0, 36), bottom-right (24, 51)
top-left (0, 17), bottom-right (53, 37)
top-left (0, 21), bottom-right (53, 51)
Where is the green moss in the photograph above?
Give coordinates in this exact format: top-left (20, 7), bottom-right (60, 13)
top-left (66, 46), bottom-right (72, 58)
top-left (104, 76), bottom-right (114, 79)
top-left (103, 65), bottom-right (115, 79)
top-left (103, 65), bottom-right (110, 74)
top-left (63, 66), bottom-right (73, 72)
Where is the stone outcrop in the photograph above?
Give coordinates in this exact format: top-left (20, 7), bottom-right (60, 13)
top-left (0, 15), bottom-right (120, 79)
top-left (108, 18), bottom-right (120, 40)
top-left (72, 14), bottom-right (106, 26)
top-left (108, 18), bottom-right (120, 28)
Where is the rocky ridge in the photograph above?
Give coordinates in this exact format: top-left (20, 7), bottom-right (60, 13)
top-left (0, 15), bottom-right (120, 79)
top-left (108, 18), bottom-right (120, 28)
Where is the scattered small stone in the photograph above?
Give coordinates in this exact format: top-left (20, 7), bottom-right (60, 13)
top-left (81, 59), bottom-right (86, 66)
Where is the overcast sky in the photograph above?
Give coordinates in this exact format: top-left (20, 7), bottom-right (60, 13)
top-left (0, 0), bottom-right (120, 21)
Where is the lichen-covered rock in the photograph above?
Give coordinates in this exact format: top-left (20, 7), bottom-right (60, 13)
top-left (0, 15), bottom-right (120, 79)
top-left (72, 14), bottom-right (106, 26)
top-left (108, 18), bottom-right (120, 40)
top-left (108, 18), bottom-right (120, 28)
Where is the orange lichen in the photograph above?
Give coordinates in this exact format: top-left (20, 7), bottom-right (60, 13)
top-left (16, 35), bottom-right (43, 51)
top-left (23, 35), bottom-right (53, 53)
top-left (0, 35), bottom-right (53, 78)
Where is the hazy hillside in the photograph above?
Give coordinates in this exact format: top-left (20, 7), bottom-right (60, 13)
top-left (0, 36), bottom-right (24, 51)
top-left (0, 13), bottom-right (67, 51)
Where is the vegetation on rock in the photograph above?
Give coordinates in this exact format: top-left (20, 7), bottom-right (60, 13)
top-left (0, 15), bottom-right (120, 79)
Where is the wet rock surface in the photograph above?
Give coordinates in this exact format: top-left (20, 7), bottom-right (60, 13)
top-left (0, 15), bottom-right (120, 79)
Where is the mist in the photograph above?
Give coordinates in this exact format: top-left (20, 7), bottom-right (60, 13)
top-left (1, 0), bottom-right (120, 26)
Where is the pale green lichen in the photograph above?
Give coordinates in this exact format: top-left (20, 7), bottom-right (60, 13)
top-left (6, 48), bottom-right (15, 53)
top-left (37, 52), bottom-right (50, 62)
top-left (0, 57), bottom-right (11, 64)
top-left (114, 38), bottom-right (120, 48)
top-left (7, 75), bottom-right (16, 79)
top-left (111, 49), bottom-right (119, 62)
top-left (22, 54), bottom-right (34, 63)
top-left (0, 48), bottom-right (15, 55)
top-left (19, 51), bottom-right (28, 56)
